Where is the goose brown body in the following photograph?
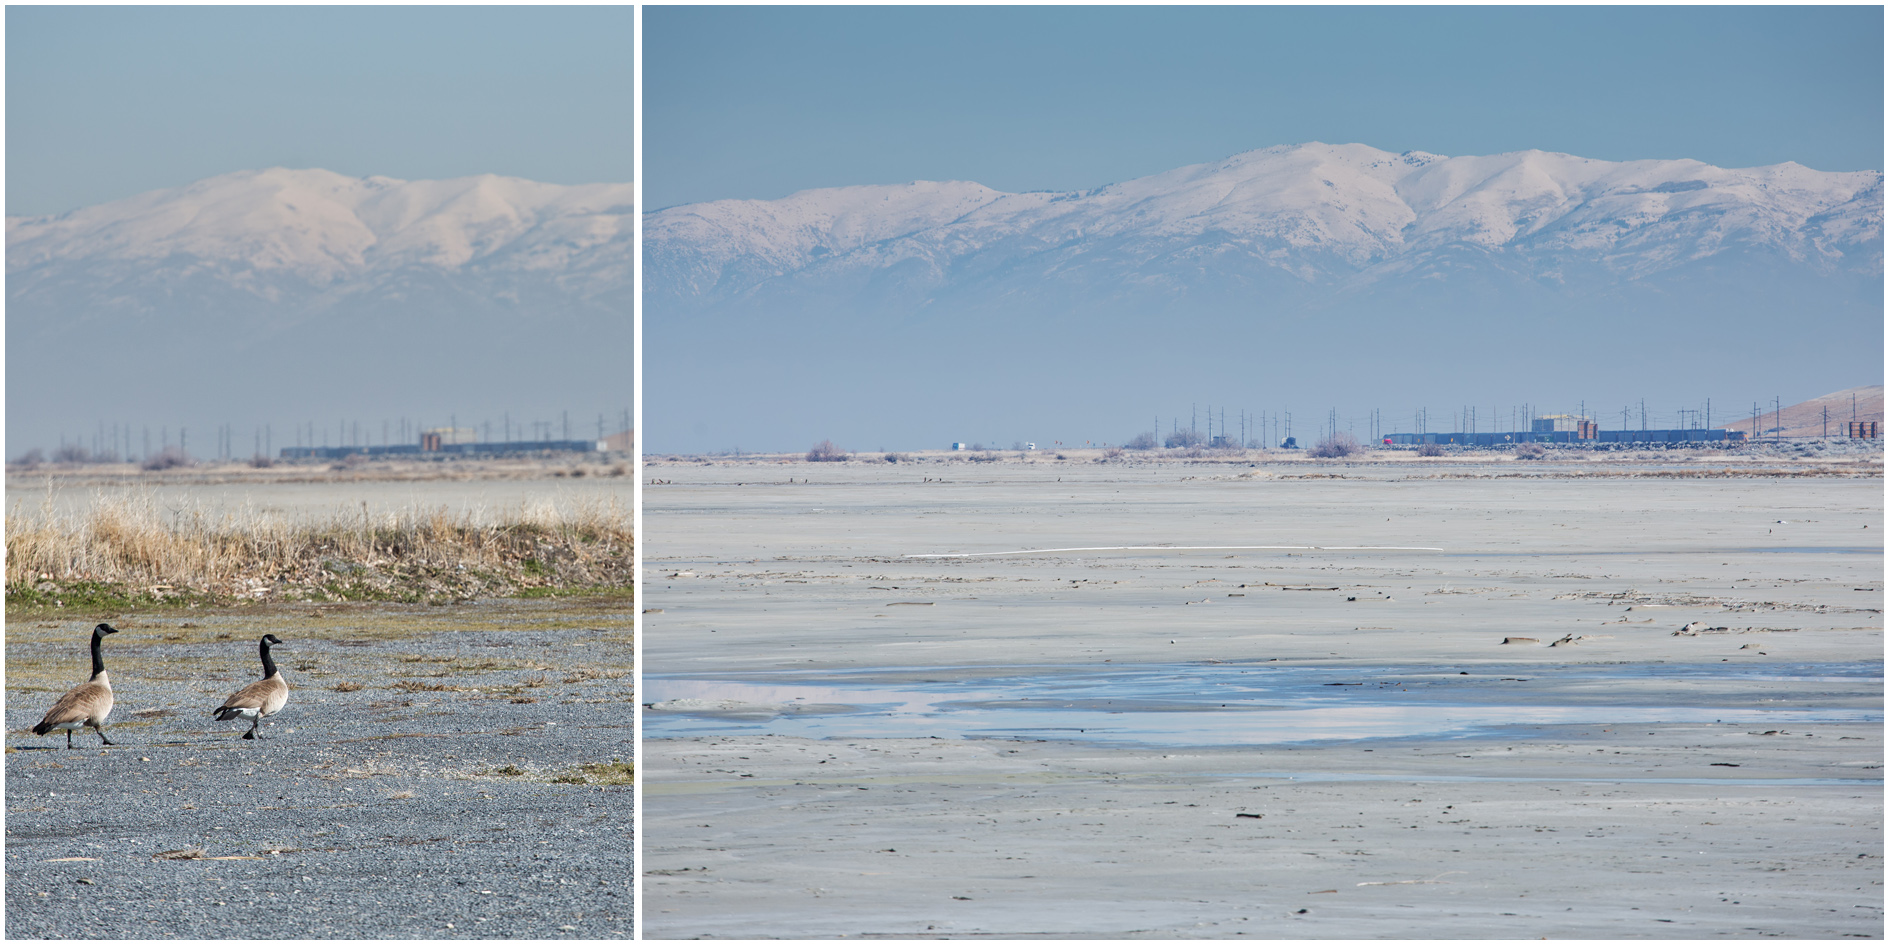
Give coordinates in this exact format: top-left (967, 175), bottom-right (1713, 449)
top-left (214, 634), bottom-right (289, 740)
top-left (33, 624), bottom-right (118, 748)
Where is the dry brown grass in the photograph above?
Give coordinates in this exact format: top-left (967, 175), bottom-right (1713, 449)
top-left (7, 490), bottom-right (631, 604)
top-left (393, 679), bottom-right (465, 693)
top-left (562, 667), bottom-right (630, 684)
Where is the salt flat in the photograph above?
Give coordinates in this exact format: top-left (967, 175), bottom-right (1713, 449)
top-left (642, 456), bottom-right (1882, 939)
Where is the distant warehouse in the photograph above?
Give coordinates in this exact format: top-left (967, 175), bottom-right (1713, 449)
top-left (280, 427), bottom-right (607, 461)
top-left (1382, 429), bottom-right (1745, 446)
top-left (1384, 414), bottom-right (1747, 447)
top-left (1383, 429), bottom-right (1746, 447)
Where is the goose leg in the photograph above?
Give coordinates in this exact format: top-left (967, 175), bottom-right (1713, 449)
top-left (65, 730), bottom-right (73, 749)
top-left (244, 717), bottom-right (260, 740)
top-left (95, 725), bottom-right (114, 747)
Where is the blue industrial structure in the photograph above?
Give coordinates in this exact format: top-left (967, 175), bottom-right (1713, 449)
top-left (280, 438), bottom-right (606, 461)
top-left (1382, 428), bottom-right (1747, 447)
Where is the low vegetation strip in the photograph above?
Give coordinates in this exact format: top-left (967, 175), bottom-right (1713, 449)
top-left (6, 492), bottom-right (631, 608)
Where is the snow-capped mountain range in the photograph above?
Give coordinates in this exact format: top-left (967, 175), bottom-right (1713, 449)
top-left (9, 167), bottom-right (633, 315)
top-left (642, 142), bottom-right (1880, 454)
top-left (647, 142), bottom-right (1880, 305)
top-left (6, 167), bottom-right (633, 455)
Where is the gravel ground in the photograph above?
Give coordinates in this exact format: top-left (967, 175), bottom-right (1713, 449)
top-left (5, 599), bottom-right (632, 939)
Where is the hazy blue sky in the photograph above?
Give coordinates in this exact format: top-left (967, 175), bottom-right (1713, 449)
top-left (646, 5), bottom-right (1882, 210)
top-left (8, 6), bottom-right (633, 216)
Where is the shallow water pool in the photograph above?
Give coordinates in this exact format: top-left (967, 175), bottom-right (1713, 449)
top-left (644, 660), bottom-right (1882, 747)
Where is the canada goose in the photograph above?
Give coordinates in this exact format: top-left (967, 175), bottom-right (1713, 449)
top-left (213, 634), bottom-right (289, 740)
top-left (33, 624), bottom-right (119, 748)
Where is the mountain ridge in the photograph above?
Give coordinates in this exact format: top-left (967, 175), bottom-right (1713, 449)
top-left (641, 142), bottom-right (1880, 453)
top-left (6, 166), bottom-right (633, 456)
top-left (646, 142), bottom-right (1882, 305)
top-left (8, 166), bottom-right (634, 292)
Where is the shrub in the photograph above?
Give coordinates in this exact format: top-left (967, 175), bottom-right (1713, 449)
top-left (1307, 433), bottom-right (1362, 459)
top-left (13, 448), bottom-right (44, 468)
top-left (249, 454), bottom-right (275, 468)
top-left (141, 446), bottom-right (193, 470)
top-left (1124, 431), bottom-right (1158, 450)
top-left (1514, 442), bottom-right (1547, 460)
top-left (1103, 447), bottom-right (1124, 461)
top-left (805, 440), bottom-right (848, 462)
top-left (53, 445), bottom-right (91, 464)
top-left (882, 452), bottom-right (910, 463)
top-left (1417, 443), bottom-right (1445, 457)
top-left (1164, 429), bottom-right (1206, 449)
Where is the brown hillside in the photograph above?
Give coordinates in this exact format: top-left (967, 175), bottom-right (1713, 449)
top-left (1722, 384), bottom-right (1883, 439)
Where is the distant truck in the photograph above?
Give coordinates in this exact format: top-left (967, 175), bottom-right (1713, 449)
top-left (1279, 436), bottom-right (1298, 449)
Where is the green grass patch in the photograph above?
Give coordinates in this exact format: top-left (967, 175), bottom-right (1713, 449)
top-left (519, 584), bottom-right (635, 600)
top-left (6, 580), bottom-right (220, 614)
top-left (551, 761), bottom-right (634, 786)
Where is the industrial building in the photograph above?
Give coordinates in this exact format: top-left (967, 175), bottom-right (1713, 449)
top-left (279, 427), bottom-right (609, 460)
top-left (1383, 426), bottom-right (1747, 447)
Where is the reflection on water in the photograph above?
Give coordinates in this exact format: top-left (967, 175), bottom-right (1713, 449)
top-left (645, 661), bottom-right (1882, 748)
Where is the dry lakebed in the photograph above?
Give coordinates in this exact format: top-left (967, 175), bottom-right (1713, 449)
top-left (643, 456), bottom-right (1881, 939)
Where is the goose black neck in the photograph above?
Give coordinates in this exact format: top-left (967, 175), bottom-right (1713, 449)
top-left (89, 629), bottom-right (107, 679)
top-left (259, 638), bottom-right (278, 678)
